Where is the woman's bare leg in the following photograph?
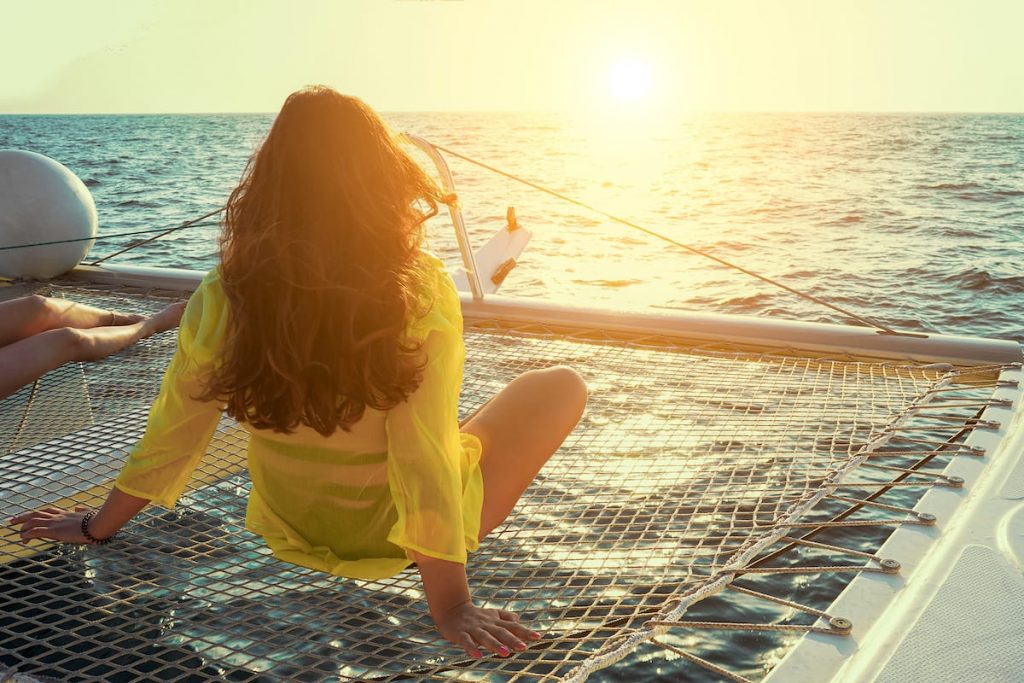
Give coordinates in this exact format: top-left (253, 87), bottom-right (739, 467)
top-left (461, 366), bottom-right (588, 540)
top-left (0, 302), bottom-right (185, 400)
top-left (0, 295), bottom-right (144, 348)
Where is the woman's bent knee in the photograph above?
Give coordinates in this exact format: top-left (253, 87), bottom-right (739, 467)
top-left (534, 365), bottom-right (588, 418)
top-left (555, 365), bottom-right (587, 405)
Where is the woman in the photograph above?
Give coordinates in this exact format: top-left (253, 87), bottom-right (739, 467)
top-left (12, 87), bottom-right (587, 660)
top-left (0, 294), bottom-right (184, 400)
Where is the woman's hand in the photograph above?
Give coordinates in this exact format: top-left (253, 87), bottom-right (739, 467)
top-left (10, 505), bottom-right (95, 544)
top-left (11, 489), bottom-right (148, 545)
top-left (412, 553), bottom-right (542, 658)
top-left (434, 601), bottom-right (541, 659)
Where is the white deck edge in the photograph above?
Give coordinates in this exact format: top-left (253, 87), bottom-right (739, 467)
top-left (765, 364), bottom-right (1024, 683)
top-left (61, 263), bottom-right (1022, 366)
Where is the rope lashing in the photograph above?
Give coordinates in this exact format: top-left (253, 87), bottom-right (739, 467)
top-left (432, 143), bottom-right (909, 336)
top-left (744, 409), bottom-right (983, 572)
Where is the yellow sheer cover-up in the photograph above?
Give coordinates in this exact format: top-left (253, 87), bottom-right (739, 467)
top-left (114, 253), bottom-right (484, 580)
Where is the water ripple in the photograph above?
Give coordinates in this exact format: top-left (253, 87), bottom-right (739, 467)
top-left (0, 111), bottom-right (1021, 344)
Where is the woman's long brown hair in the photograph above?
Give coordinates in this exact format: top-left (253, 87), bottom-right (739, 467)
top-left (203, 86), bottom-right (447, 436)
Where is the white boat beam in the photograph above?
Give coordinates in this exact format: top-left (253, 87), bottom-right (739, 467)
top-left (64, 263), bottom-right (1022, 367)
top-left (460, 294), bottom-right (1022, 366)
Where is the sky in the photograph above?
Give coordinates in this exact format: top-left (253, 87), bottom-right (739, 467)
top-left (1, 0), bottom-right (1022, 114)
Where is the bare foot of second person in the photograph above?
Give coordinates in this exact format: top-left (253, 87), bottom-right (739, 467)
top-left (142, 302), bottom-right (187, 337)
top-left (68, 301), bottom-right (186, 362)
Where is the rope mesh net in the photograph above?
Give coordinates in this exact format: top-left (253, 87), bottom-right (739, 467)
top-left (0, 282), bottom-right (1009, 682)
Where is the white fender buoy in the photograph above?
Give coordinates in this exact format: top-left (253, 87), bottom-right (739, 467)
top-left (0, 150), bottom-right (98, 279)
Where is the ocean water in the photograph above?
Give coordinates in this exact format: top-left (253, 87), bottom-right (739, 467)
top-left (0, 112), bottom-right (1021, 342)
top-left (0, 113), bottom-right (1022, 682)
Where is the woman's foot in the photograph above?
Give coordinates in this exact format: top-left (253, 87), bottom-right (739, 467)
top-left (140, 302), bottom-right (187, 337)
top-left (112, 311), bottom-right (146, 325)
top-left (66, 301), bottom-right (186, 362)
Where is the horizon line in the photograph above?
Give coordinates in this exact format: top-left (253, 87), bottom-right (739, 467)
top-left (2, 109), bottom-right (1024, 116)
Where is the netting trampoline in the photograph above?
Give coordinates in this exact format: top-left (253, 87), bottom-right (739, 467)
top-left (0, 280), bottom-right (1016, 682)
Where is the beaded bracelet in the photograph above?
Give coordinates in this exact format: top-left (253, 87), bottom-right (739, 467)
top-left (80, 511), bottom-right (115, 545)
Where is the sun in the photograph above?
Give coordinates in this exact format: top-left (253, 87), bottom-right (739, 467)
top-left (608, 58), bottom-right (653, 102)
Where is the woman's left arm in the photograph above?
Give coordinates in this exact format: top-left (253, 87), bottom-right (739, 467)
top-left (11, 355), bottom-right (223, 543)
top-left (11, 270), bottom-right (227, 544)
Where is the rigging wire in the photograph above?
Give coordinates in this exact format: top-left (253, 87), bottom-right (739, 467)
top-left (87, 207), bottom-right (225, 266)
top-left (432, 144), bottom-right (904, 335)
top-left (0, 208), bottom-right (224, 254)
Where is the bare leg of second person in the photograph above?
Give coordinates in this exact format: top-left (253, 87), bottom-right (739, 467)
top-left (0, 302), bottom-right (185, 400)
top-left (0, 295), bottom-right (145, 348)
top-left (460, 365), bottom-right (588, 540)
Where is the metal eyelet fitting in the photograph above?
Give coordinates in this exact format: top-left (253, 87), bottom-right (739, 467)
top-left (880, 558), bottom-right (901, 572)
top-left (828, 617), bottom-right (853, 634)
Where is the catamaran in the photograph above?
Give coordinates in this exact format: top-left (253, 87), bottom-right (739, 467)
top-left (1, 136), bottom-right (1021, 682)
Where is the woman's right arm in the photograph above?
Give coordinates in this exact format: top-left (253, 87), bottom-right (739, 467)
top-left (413, 552), bottom-right (539, 659)
top-left (384, 265), bottom-right (538, 657)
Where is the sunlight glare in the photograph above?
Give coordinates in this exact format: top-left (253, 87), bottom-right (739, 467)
top-left (608, 58), bottom-right (653, 102)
